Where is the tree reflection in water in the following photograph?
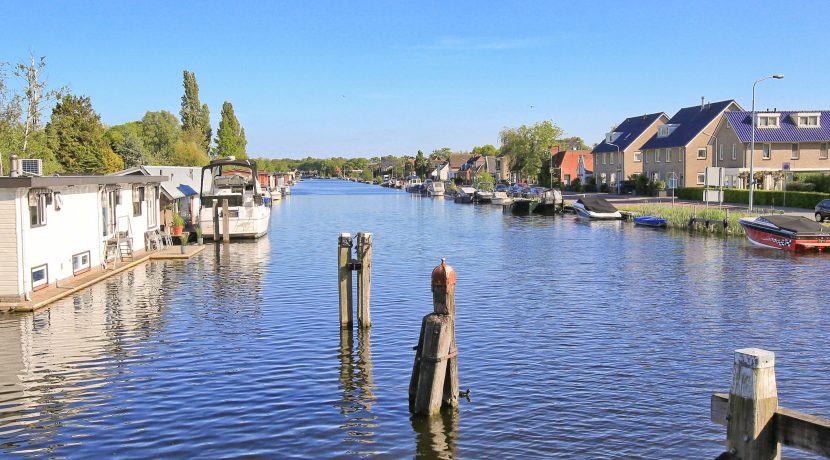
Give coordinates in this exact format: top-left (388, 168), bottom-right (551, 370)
top-left (335, 327), bottom-right (378, 456)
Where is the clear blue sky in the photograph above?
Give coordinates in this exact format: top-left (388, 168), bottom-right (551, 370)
top-left (2, 1), bottom-right (827, 158)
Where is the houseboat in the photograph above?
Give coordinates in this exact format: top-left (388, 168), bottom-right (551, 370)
top-left (739, 215), bottom-right (830, 251)
top-left (571, 196), bottom-right (622, 220)
top-left (198, 157), bottom-right (271, 239)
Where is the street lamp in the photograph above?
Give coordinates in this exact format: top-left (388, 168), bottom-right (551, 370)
top-left (608, 142), bottom-right (621, 194)
top-left (749, 74), bottom-right (784, 212)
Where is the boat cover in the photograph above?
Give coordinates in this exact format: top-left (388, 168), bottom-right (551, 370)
top-left (459, 187), bottom-right (477, 195)
top-left (759, 215), bottom-right (830, 234)
top-left (576, 196), bottom-right (618, 213)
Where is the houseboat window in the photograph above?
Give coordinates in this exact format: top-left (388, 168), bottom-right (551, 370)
top-left (72, 251), bottom-right (91, 275)
top-left (697, 148), bottom-right (707, 160)
top-left (633, 151), bottom-right (642, 162)
top-left (821, 143), bottom-right (828, 160)
top-left (732, 144), bottom-right (737, 161)
top-left (762, 144), bottom-right (771, 160)
top-left (29, 192), bottom-right (47, 227)
top-left (791, 144), bottom-right (799, 160)
top-left (31, 264), bottom-right (48, 291)
top-left (697, 173), bottom-right (705, 184)
top-left (133, 186), bottom-right (144, 217)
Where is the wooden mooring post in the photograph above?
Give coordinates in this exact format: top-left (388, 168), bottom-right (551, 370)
top-left (711, 348), bottom-right (830, 459)
top-left (338, 232), bottom-right (373, 329)
top-left (409, 259), bottom-right (459, 415)
top-left (222, 198), bottom-right (230, 243)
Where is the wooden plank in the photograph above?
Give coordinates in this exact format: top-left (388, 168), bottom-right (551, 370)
top-left (776, 407), bottom-right (830, 457)
top-left (712, 393), bottom-right (728, 426)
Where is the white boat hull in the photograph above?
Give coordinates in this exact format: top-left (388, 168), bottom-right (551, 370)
top-left (572, 204), bottom-right (622, 220)
top-left (199, 205), bottom-right (271, 239)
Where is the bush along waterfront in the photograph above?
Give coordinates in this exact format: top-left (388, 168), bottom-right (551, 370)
top-left (616, 203), bottom-right (758, 236)
top-left (673, 187), bottom-right (830, 209)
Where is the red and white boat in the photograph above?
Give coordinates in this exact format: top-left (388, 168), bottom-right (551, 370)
top-left (739, 215), bottom-right (830, 251)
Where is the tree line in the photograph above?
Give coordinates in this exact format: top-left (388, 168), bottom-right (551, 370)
top-left (0, 54), bottom-right (248, 175)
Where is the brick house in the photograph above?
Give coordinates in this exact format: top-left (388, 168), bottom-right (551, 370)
top-left (592, 112), bottom-right (668, 191)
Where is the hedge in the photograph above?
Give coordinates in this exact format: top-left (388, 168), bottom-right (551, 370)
top-left (675, 187), bottom-right (829, 209)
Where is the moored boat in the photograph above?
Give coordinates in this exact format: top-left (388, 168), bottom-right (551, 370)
top-left (508, 197), bottom-right (539, 215)
top-left (634, 216), bottom-right (667, 227)
top-left (571, 196), bottom-right (622, 220)
top-left (424, 179), bottom-right (445, 197)
top-left (404, 176), bottom-right (423, 193)
top-left (199, 157), bottom-right (271, 239)
top-left (739, 215), bottom-right (830, 251)
top-left (491, 191), bottom-right (513, 206)
top-left (454, 186), bottom-right (476, 203)
top-left (533, 188), bottom-right (564, 214)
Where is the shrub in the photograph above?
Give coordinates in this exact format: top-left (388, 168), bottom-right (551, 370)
top-left (570, 178), bottom-right (582, 192)
top-left (722, 188), bottom-right (829, 209)
top-left (600, 183), bottom-right (608, 193)
top-left (675, 187), bottom-right (704, 200)
top-left (172, 212), bottom-right (185, 227)
top-left (797, 173), bottom-right (830, 193)
top-left (786, 181), bottom-right (816, 192)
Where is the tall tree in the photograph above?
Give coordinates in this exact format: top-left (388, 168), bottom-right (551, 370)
top-left (15, 54), bottom-right (64, 153)
top-left (500, 120), bottom-right (563, 184)
top-left (179, 70), bottom-right (211, 152)
top-left (214, 101), bottom-right (247, 159)
top-left (430, 147), bottom-right (452, 162)
top-left (471, 144), bottom-right (498, 156)
top-left (414, 150), bottom-right (428, 177)
top-left (141, 110), bottom-right (179, 164)
top-left (106, 122), bottom-right (149, 168)
top-left (45, 94), bottom-right (114, 173)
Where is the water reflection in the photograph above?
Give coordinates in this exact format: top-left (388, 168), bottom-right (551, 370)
top-left (335, 327), bottom-right (377, 456)
top-left (411, 409), bottom-right (459, 459)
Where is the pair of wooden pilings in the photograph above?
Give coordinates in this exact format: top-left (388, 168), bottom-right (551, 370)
top-left (408, 258), bottom-right (460, 416)
top-left (711, 348), bottom-right (830, 459)
top-left (212, 199), bottom-right (231, 242)
top-left (338, 232), bottom-right (372, 328)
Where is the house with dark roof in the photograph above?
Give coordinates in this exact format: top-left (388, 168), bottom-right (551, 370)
top-left (551, 146), bottom-right (593, 187)
top-left (592, 112), bottom-right (668, 191)
top-left (712, 110), bottom-right (830, 189)
top-left (640, 99), bottom-right (741, 188)
top-left (447, 154), bottom-right (471, 179)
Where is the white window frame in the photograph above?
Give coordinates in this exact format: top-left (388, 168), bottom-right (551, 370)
top-left (666, 148), bottom-right (671, 162)
top-left (610, 152), bottom-right (615, 165)
top-left (29, 192), bottom-right (47, 228)
top-left (633, 151), bottom-right (642, 162)
top-left (655, 150), bottom-right (661, 163)
top-left (72, 251), bottom-right (91, 275)
top-left (147, 186), bottom-right (158, 229)
top-left (31, 264), bottom-right (48, 291)
top-left (791, 143), bottom-right (800, 160)
top-left (821, 143), bottom-right (828, 160)
top-left (732, 144), bottom-right (737, 161)
top-left (796, 113), bottom-right (820, 128)
top-left (697, 147), bottom-right (707, 160)
top-left (718, 145), bottom-right (723, 161)
top-left (762, 143), bottom-right (771, 160)
top-left (756, 114), bottom-right (780, 128)
top-left (133, 186), bottom-right (144, 217)
top-left (697, 172), bottom-right (705, 184)
top-left (679, 147), bottom-right (684, 163)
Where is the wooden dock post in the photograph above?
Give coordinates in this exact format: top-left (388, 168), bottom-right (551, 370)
top-left (410, 259), bottom-right (459, 415)
top-left (221, 199), bottom-right (230, 243)
top-left (726, 348), bottom-right (780, 460)
top-left (338, 233), bottom-right (354, 328)
top-left (356, 232), bottom-right (372, 328)
top-left (212, 201), bottom-right (220, 242)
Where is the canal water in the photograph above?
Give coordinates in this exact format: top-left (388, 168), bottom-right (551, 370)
top-left (0, 179), bottom-right (828, 458)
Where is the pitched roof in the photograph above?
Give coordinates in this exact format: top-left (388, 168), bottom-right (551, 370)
top-left (593, 112), bottom-right (667, 153)
top-left (117, 165), bottom-right (210, 200)
top-left (641, 100), bottom-right (740, 149)
top-left (724, 111), bottom-right (830, 143)
top-left (448, 154), bottom-right (471, 169)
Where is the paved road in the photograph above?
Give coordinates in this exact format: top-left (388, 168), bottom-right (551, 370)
top-left (562, 191), bottom-right (816, 219)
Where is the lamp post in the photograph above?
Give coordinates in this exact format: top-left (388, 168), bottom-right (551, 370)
top-left (749, 74), bottom-right (784, 213)
top-left (608, 142), bottom-right (621, 194)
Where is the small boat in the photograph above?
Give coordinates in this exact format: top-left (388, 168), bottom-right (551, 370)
top-left (474, 190), bottom-right (494, 203)
top-left (508, 198), bottom-right (539, 215)
top-left (198, 157), bottom-right (271, 239)
top-left (491, 191), bottom-right (513, 206)
top-left (739, 215), bottom-right (830, 251)
top-left (404, 176), bottom-right (423, 193)
top-left (634, 216), bottom-right (667, 227)
top-left (454, 186), bottom-right (477, 204)
top-left (533, 188), bottom-right (564, 214)
top-left (571, 196), bottom-right (622, 220)
top-left (424, 179), bottom-right (445, 197)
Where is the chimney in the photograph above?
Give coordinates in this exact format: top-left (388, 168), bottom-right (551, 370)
top-left (700, 96), bottom-right (705, 110)
top-left (9, 154), bottom-right (19, 178)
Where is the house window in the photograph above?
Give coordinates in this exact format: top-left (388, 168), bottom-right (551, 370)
top-left (31, 264), bottom-right (48, 291)
top-left (602, 153), bottom-right (607, 165)
top-left (732, 144), bottom-right (737, 161)
top-left (791, 143), bottom-right (799, 160)
top-left (28, 191), bottom-right (47, 228)
top-left (634, 151), bottom-right (642, 162)
top-left (821, 143), bottom-right (828, 160)
top-left (610, 152), bottom-right (615, 165)
top-left (666, 148), bottom-right (671, 162)
top-left (655, 150), bottom-right (661, 163)
top-left (644, 150), bottom-right (649, 163)
top-left (718, 145), bottom-right (723, 161)
top-left (658, 125), bottom-right (677, 138)
top-left (756, 114), bottom-right (779, 128)
top-left (796, 114), bottom-right (820, 128)
top-left (762, 144), bottom-right (771, 160)
top-left (679, 147), bottom-right (684, 162)
top-left (697, 148), bottom-right (707, 160)
top-left (72, 251), bottom-right (91, 275)
top-left (133, 186), bottom-right (144, 217)
top-left (697, 172), bottom-right (705, 184)
top-left (652, 172), bottom-right (660, 182)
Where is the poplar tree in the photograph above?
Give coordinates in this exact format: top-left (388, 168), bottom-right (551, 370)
top-left (180, 70), bottom-right (211, 152)
top-left (214, 101), bottom-right (247, 159)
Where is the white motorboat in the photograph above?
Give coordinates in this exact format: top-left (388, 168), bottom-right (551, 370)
top-left (491, 191), bottom-right (513, 206)
top-left (424, 179), bottom-right (445, 197)
top-left (571, 196), bottom-right (622, 220)
top-left (199, 157), bottom-right (271, 239)
top-left (404, 175), bottom-right (423, 193)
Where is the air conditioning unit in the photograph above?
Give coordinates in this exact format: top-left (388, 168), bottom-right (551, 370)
top-left (20, 159), bottom-right (43, 176)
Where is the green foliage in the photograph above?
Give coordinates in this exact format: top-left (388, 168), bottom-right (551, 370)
top-left (674, 187), bottom-right (703, 200)
top-left (471, 144), bottom-right (498, 156)
top-left (361, 168), bottom-right (373, 181)
top-left (214, 101), bottom-right (247, 159)
top-left (633, 174), bottom-right (650, 195)
top-left (796, 173), bottom-right (830, 193)
top-left (570, 177), bottom-right (582, 192)
top-left (553, 136), bottom-right (589, 151)
top-left (414, 150), bottom-right (428, 177)
top-left (106, 122), bottom-right (149, 167)
top-left (616, 203), bottom-right (747, 235)
top-left (500, 120), bottom-right (564, 184)
top-left (786, 181), bottom-right (816, 192)
top-left (172, 212), bottom-right (185, 227)
top-left (674, 187), bottom-right (829, 209)
top-left (180, 70), bottom-right (211, 152)
top-left (45, 94), bottom-right (112, 173)
top-left (141, 110), bottom-right (180, 164)
top-left (430, 147), bottom-right (452, 161)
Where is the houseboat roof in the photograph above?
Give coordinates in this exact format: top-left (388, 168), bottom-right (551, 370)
top-left (724, 110), bottom-right (830, 143)
top-left (641, 100), bottom-right (740, 149)
top-left (593, 112), bottom-right (668, 153)
top-left (0, 174), bottom-right (166, 189)
top-left (116, 165), bottom-right (205, 200)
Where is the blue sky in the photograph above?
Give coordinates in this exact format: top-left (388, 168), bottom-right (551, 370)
top-left (2, 1), bottom-right (827, 158)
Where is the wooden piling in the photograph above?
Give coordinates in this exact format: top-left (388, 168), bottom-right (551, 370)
top-left (413, 313), bottom-right (454, 415)
top-left (212, 201), bottom-right (220, 241)
top-left (356, 232), bottom-right (372, 328)
top-left (432, 258), bottom-right (458, 408)
top-left (726, 348), bottom-right (780, 460)
top-left (338, 233), bottom-right (353, 328)
top-left (222, 199), bottom-right (230, 242)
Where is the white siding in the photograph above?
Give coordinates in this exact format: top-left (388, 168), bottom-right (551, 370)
top-left (0, 191), bottom-right (20, 299)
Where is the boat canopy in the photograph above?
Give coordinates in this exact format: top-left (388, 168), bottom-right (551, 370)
top-left (459, 187), bottom-right (477, 195)
top-left (576, 196), bottom-right (618, 213)
top-left (758, 215), bottom-right (830, 234)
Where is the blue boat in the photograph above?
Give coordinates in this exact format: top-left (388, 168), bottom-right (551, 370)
top-left (634, 216), bottom-right (667, 227)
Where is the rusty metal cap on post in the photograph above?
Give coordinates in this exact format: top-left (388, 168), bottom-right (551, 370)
top-left (431, 258), bottom-right (456, 286)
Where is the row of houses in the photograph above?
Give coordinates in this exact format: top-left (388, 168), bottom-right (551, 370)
top-left (591, 99), bottom-right (830, 190)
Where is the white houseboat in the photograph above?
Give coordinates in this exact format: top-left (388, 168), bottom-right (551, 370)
top-left (198, 157), bottom-right (271, 239)
top-left (0, 158), bottom-right (165, 302)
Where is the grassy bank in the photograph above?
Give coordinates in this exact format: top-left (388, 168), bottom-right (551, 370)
top-left (616, 204), bottom-right (756, 236)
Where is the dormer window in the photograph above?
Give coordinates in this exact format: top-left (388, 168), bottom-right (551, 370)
top-left (657, 124), bottom-right (678, 138)
top-left (794, 113), bottom-right (820, 128)
top-left (605, 132), bottom-right (622, 144)
top-left (756, 114), bottom-right (779, 128)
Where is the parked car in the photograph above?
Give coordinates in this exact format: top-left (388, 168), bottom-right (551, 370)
top-left (815, 199), bottom-right (830, 222)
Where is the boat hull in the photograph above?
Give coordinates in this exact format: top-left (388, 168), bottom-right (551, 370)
top-left (634, 216), bottom-right (667, 227)
top-left (572, 204), bottom-right (622, 220)
top-left (740, 219), bottom-right (830, 251)
top-left (508, 199), bottom-right (539, 215)
top-left (200, 207), bottom-right (271, 240)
